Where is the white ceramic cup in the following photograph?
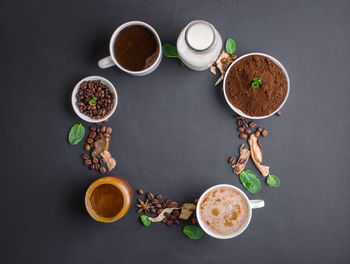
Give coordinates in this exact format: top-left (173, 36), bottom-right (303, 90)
top-left (71, 76), bottom-right (118, 123)
top-left (196, 184), bottom-right (264, 239)
top-left (223, 53), bottom-right (290, 119)
top-left (98, 21), bottom-right (162, 76)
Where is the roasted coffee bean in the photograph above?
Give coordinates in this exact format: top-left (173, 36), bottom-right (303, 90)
top-left (92, 157), bottom-right (98, 164)
top-left (239, 133), bottom-right (248, 139)
top-left (84, 159), bottom-right (92, 165)
top-left (255, 131), bottom-right (261, 137)
top-left (95, 164), bottom-right (100, 170)
top-left (170, 202), bottom-right (179, 208)
top-left (136, 188), bottom-right (144, 195)
top-left (242, 123), bottom-right (249, 129)
top-left (98, 132), bottom-right (104, 139)
top-left (85, 144), bottom-right (91, 151)
top-left (237, 119), bottom-right (243, 126)
top-left (155, 204), bottom-right (162, 209)
top-left (99, 158), bottom-right (105, 164)
top-left (103, 133), bottom-right (110, 138)
top-left (94, 135), bottom-right (99, 141)
top-left (146, 192), bottom-right (154, 200)
top-left (106, 127), bottom-right (112, 134)
top-left (161, 202), bottom-right (167, 208)
top-left (194, 199), bottom-right (199, 205)
top-left (162, 217), bottom-right (169, 224)
top-left (257, 127), bottom-right (263, 132)
top-left (156, 194), bottom-right (163, 200)
top-left (99, 167), bottom-right (106, 174)
top-left (164, 212), bottom-right (171, 218)
top-left (150, 208), bottom-right (156, 214)
top-left (89, 126), bottom-right (96, 131)
top-left (100, 126), bottom-right (107, 133)
top-left (96, 127), bottom-right (100, 133)
top-left (191, 217), bottom-right (198, 225)
top-left (89, 131), bottom-right (96, 138)
top-left (90, 143), bottom-right (94, 148)
top-left (173, 210), bottom-right (180, 217)
top-left (96, 122), bottom-right (102, 126)
top-left (165, 199), bottom-right (172, 207)
top-left (87, 138), bottom-right (94, 144)
top-left (170, 215), bottom-right (176, 220)
top-left (237, 126), bottom-right (245, 133)
top-left (89, 164), bottom-right (94, 170)
top-left (275, 110), bottom-right (282, 116)
top-left (244, 129), bottom-right (252, 135)
top-left (81, 153), bottom-right (89, 160)
top-left (249, 121), bottom-right (256, 128)
top-left (175, 220), bottom-right (180, 225)
top-left (262, 129), bottom-right (269, 136)
top-left (228, 156), bottom-right (236, 165)
top-left (151, 199), bottom-right (159, 204)
top-left (156, 208), bottom-right (163, 215)
top-left (166, 220), bottom-right (174, 226)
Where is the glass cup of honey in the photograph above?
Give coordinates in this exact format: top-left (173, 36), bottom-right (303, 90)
top-left (85, 176), bottom-right (133, 223)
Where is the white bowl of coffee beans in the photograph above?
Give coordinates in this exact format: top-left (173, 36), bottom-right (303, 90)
top-left (71, 76), bottom-right (118, 123)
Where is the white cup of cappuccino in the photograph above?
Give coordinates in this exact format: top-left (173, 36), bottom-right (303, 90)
top-left (196, 184), bottom-right (264, 239)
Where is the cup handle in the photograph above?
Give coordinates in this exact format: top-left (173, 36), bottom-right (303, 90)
top-left (98, 56), bottom-right (115, 69)
top-left (249, 200), bottom-right (265, 209)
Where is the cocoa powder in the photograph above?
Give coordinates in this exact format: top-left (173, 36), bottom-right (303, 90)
top-left (225, 55), bottom-right (287, 117)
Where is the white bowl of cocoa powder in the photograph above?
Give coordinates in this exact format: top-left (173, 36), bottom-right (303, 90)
top-left (223, 53), bottom-right (290, 119)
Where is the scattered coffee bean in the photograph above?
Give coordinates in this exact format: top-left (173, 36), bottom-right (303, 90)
top-left (242, 123), bottom-right (248, 129)
top-left (194, 199), bottom-right (199, 205)
top-left (84, 144), bottom-right (90, 151)
top-left (136, 188), bottom-right (144, 195)
top-left (173, 210), bottom-right (180, 217)
top-left (161, 202), bottom-right (167, 208)
top-left (228, 156), bottom-right (236, 165)
top-left (170, 201), bottom-right (179, 208)
top-left (96, 127), bottom-right (100, 133)
top-left (175, 220), bottom-right (180, 225)
top-left (103, 133), bottom-right (110, 138)
top-left (249, 121), bottom-right (256, 128)
top-left (275, 110), bottom-right (282, 116)
top-left (255, 131), bottom-right (261, 137)
top-left (95, 164), bottom-right (100, 170)
top-left (156, 194), bottom-right (163, 200)
top-left (89, 126), bottom-right (96, 131)
top-left (150, 208), bottom-right (156, 214)
top-left (81, 153), bottom-right (89, 160)
top-left (165, 199), bottom-right (172, 207)
top-left (237, 119), bottom-right (243, 126)
top-left (92, 157), bottom-right (98, 164)
top-left (257, 127), bottom-right (263, 132)
top-left (170, 215), bottom-right (176, 220)
top-left (239, 133), bottom-right (248, 139)
top-left (84, 159), bottom-right (92, 165)
top-left (164, 212), bottom-right (171, 218)
top-left (89, 164), bottom-right (94, 170)
top-left (96, 122), bottom-right (102, 126)
top-left (156, 208), bottom-right (163, 215)
top-left (262, 129), bottom-right (269, 137)
top-left (155, 204), bottom-right (162, 209)
top-left (90, 143), bottom-right (94, 148)
top-left (99, 167), bottom-right (106, 174)
top-left (166, 220), bottom-right (174, 226)
top-left (191, 217), bottom-right (198, 225)
top-left (146, 192), bottom-right (154, 200)
top-left (237, 126), bottom-right (245, 133)
top-left (162, 217), bottom-right (169, 224)
top-left (244, 129), bottom-right (252, 135)
top-left (98, 132), bottom-right (104, 139)
top-left (106, 127), bottom-right (112, 134)
top-left (99, 158), bottom-right (105, 164)
top-left (101, 126), bottom-right (107, 133)
top-left (151, 199), bottom-right (159, 204)
top-left (89, 131), bottom-right (96, 138)
top-left (87, 138), bottom-right (94, 144)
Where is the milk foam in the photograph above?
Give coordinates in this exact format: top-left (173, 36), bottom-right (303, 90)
top-left (199, 187), bottom-right (249, 236)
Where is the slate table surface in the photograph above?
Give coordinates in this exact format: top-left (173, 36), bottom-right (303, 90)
top-left (1, 0), bottom-right (349, 263)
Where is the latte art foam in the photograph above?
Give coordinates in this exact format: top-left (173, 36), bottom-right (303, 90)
top-left (199, 187), bottom-right (249, 236)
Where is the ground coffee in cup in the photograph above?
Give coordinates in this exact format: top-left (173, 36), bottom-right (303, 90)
top-left (114, 25), bottom-right (159, 71)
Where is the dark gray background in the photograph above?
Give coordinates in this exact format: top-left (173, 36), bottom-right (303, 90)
top-left (1, 0), bottom-right (349, 263)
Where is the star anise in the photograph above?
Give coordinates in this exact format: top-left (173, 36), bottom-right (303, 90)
top-left (136, 198), bottom-right (154, 214)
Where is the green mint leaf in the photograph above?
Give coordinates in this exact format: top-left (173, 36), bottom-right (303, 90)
top-left (162, 44), bottom-right (179, 58)
top-left (239, 170), bottom-right (261, 194)
top-left (68, 124), bottom-right (85, 145)
top-left (267, 174), bottom-right (280, 187)
top-left (225, 38), bottom-right (236, 55)
top-left (140, 215), bottom-right (151, 227)
top-left (89, 97), bottom-right (97, 105)
top-left (252, 82), bottom-right (259, 88)
top-left (183, 225), bottom-right (204, 239)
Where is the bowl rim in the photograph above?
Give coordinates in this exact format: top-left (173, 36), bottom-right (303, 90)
top-left (71, 76), bottom-right (118, 123)
top-left (223, 52), bottom-right (290, 119)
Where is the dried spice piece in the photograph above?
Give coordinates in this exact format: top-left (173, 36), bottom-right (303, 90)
top-left (148, 208), bottom-right (179, 222)
top-left (179, 203), bottom-right (196, 220)
top-left (91, 138), bottom-right (106, 158)
top-left (210, 65), bottom-right (217, 75)
top-left (136, 198), bottom-right (154, 214)
top-left (210, 50), bottom-right (236, 86)
top-left (248, 134), bottom-right (269, 177)
top-left (101, 150), bottom-right (116, 172)
top-left (232, 144), bottom-right (250, 174)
